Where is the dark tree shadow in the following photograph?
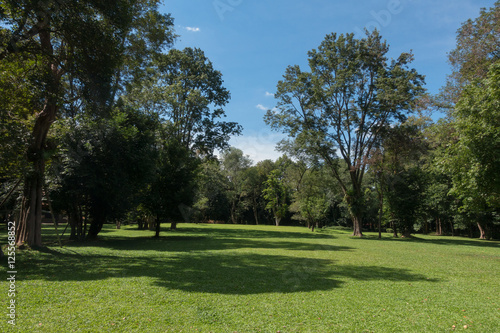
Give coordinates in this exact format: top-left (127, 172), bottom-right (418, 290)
top-left (18, 248), bottom-right (439, 295)
top-left (57, 236), bottom-right (351, 253)
top-left (10, 225), bottom-right (442, 295)
top-left (39, 224), bottom-right (343, 253)
top-left (354, 234), bottom-right (500, 249)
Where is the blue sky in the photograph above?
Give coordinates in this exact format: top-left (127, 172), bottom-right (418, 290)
top-left (160, 0), bottom-right (496, 163)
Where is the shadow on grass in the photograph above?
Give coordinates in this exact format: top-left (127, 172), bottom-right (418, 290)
top-left (18, 247), bottom-right (439, 295)
top-left (40, 224), bottom-right (341, 253)
top-left (56, 236), bottom-right (351, 253)
top-left (168, 225), bottom-right (338, 240)
top-left (354, 234), bottom-right (500, 249)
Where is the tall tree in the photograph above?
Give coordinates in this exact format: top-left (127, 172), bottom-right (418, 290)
top-left (263, 158), bottom-right (291, 227)
top-left (441, 62), bottom-right (500, 239)
top-left (0, 0), bottom-right (175, 247)
top-left (125, 47), bottom-right (241, 232)
top-left (193, 159), bottom-right (231, 223)
top-left (265, 30), bottom-right (425, 236)
top-left (220, 147), bottom-right (252, 224)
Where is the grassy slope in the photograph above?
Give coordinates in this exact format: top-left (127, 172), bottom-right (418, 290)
top-left (1, 224), bottom-right (499, 332)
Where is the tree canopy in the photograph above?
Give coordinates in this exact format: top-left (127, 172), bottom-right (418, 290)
top-left (265, 30), bottom-right (425, 236)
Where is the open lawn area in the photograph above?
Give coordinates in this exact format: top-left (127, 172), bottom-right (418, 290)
top-left (1, 224), bottom-right (499, 332)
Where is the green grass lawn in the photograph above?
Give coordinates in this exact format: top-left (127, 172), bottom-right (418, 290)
top-left (1, 223), bottom-right (499, 332)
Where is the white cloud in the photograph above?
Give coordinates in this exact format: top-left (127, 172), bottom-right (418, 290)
top-left (217, 133), bottom-right (286, 164)
top-left (265, 91), bottom-right (275, 97)
top-left (186, 27), bottom-right (200, 32)
top-left (256, 104), bottom-right (268, 111)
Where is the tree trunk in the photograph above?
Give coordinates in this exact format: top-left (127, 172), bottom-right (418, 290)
top-left (148, 216), bottom-right (155, 230)
top-left (401, 225), bottom-right (411, 238)
top-left (392, 221), bottom-right (398, 238)
top-left (155, 215), bottom-right (161, 238)
top-left (15, 28), bottom-right (61, 247)
top-left (378, 190), bottom-right (383, 239)
top-left (87, 203), bottom-right (105, 239)
top-left (170, 221), bottom-right (177, 230)
top-left (477, 222), bottom-right (487, 240)
top-left (275, 216), bottom-right (281, 227)
top-left (436, 218), bottom-right (442, 236)
top-left (230, 200), bottom-right (237, 224)
top-left (252, 201), bottom-right (259, 225)
top-left (352, 215), bottom-right (363, 237)
top-left (69, 203), bottom-right (79, 240)
top-left (16, 170), bottom-right (44, 247)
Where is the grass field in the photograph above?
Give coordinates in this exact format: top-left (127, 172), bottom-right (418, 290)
top-left (1, 223), bottom-right (499, 332)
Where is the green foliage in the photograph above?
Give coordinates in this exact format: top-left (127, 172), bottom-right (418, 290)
top-left (193, 159), bottom-right (231, 222)
top-left (263, 169), bottom-right (289, 226)
top-left (265, 30), bottom-right (425, 235)
top-left (220, 147), bottom-right (253, 224)
top-left (443, 1), bottom-right (500, 104)
top-left (443, 62), bottom-right (500, 212)
top-left (125, 47), bottom-right (242, 155)
top-left (0, 56), bottom-right (39, 180)
top-left (50, 107), bottom-right (157, 237)
top-left (142, 140), bottom-right (200, 224)
top-left (385, 167), bottom-right (426, 237)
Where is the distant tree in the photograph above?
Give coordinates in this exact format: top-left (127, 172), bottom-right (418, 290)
top-left (220, 147), bottom-right (252, 224)
top-left (385, 167), bottom-right (426, 238)
top-left (0, 57), bottom-right (39, 182)
top-left (243, 161), bottom-right (274, 225)
top-left (265, 30), bottom-right (425, 236)
top-left (372, 118), bottom-right (428, 237)
top-left (263, 161), bottom-right (290, 227)
top-left (141, 139), bottom-right (199, 236)
top-left (193, 159), bottom-right (231, 223)
top-left (290, 167), bottom-right (330, 231)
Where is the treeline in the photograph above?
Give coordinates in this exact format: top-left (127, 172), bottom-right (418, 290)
top-left (1, 1), bottom-right (499, 246)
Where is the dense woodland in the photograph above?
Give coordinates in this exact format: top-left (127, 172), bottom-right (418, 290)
top-left (1, 1), bottom-right (499, 248)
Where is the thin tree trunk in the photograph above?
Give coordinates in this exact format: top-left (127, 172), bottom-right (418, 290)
top-left (477, 222), bottom-right (487, 240)
top-left (436, 218), bottom-right (442, 236)
top-left (155, 215), bottom-right (161, 238)
top-left (69, 204), bottom-right (78, 240)
top-left (231, 199), bottom-right (237, 224)
top-left (252, 197), bottom-right (259, 225)
top-left (378, 190), bottom-right (383, 239)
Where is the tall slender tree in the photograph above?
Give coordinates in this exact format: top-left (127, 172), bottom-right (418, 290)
top-left (265, 30), bottom-right (425, 236)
